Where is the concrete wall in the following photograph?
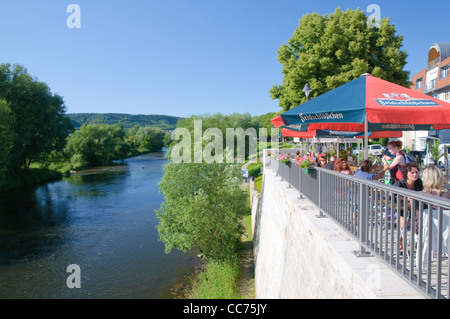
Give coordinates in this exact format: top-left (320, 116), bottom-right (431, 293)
top-left (251, 167), bottom-right (424, 299)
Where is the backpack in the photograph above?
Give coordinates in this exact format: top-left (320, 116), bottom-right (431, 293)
top-left (403, 152), bottom-right (417, 164)
top-left (393, 151), bottom-right (417, 182)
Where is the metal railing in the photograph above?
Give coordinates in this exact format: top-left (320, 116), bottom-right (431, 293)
top-left (266, 153), bottom-right (450, 299)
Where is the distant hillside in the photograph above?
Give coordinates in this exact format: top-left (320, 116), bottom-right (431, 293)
top-left (66, 113), bottom-right (182, 131)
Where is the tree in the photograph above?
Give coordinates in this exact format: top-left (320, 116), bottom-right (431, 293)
top-left (65, 124), bottom-right (124, 167)
top-left (133, 126), bottom-right (165, 151)
top-left (156, 162), bottom-right (246, 261)
top-left (0, 99), bottom-right (14, 184)
top-left (171, 113), bottom-right (261, 163)
top-left (0, 63), bottom-right (73, 169)
top-left (156, 114), bottom-right (250, 261)
top-left (255, 111), bottom-right (282, 140)
top-left (270, 8), bottom-right (410, 111)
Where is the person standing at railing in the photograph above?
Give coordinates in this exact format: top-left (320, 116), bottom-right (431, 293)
top-left (384, 140), bottom-right (407, 184)
top-left (393, 163), bottom-right (424, 252)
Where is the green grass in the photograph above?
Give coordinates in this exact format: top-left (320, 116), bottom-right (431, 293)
top-left (247, 161), bottom-right (263, 178)
top-left (243, 184), bottom-right (253, 241)
top-left (187, 256), bottom-right (241, 299)
top-left (254, 175), bottom-right (262, 193)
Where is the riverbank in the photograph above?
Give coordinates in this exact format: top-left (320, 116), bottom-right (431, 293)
top-left (0, 167), bottom-right (63, 193)
top-left (0, 149), bottom-right (159, 193)
top-left (170, 178), bottom-right (255, 299)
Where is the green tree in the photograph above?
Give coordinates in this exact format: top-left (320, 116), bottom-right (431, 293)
top-left (163, 132), bottom-right (173, 147)
top-left (172, 113), bottom-right (260, 162)
top-left (255, 111), bottom-right (282, 139)
top-left (156, 113), bottom-right (252, 261)
top-left (156, 162), bottom-right (246, 260)
top-left (133, 126), bottom-right (165, 151)
top-left (0, 63), bottom-right (73, 169)
top-left (270, 8), bottom-right (410, 111)
top-left (66, 124), bottom-right (125, 167)
top-left (109, 123), bottom-right (131, 163)
top-left (0, 99), bottom-right (14, 184)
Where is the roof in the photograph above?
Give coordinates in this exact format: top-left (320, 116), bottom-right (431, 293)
top-left (431, 42), bottom-right (450, 62)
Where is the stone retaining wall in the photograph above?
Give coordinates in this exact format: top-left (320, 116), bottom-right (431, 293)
top-left (251, 168), bottom-right (424, 299)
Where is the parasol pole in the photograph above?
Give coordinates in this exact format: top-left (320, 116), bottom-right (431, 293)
top-left (364, 115), bottom-right (369, 159)
top-left (336, 136), bottom-right (340, 159)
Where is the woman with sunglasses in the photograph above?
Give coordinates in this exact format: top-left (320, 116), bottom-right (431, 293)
top-left (316, 155), bottom-right (327, 168)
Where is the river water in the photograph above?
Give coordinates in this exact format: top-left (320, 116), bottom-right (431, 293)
top-left (0, 151), bottom-right (199, 298)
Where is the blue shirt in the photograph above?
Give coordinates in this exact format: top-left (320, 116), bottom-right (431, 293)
top-left (355, 169), bottom-right (375, 180)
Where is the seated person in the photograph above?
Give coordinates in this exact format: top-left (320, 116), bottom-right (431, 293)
top-left (316, 155), bottom-right (327, 168)
top-left (393, 163), bottom-right (423, 250)
top-left (324, 155), bottom-right (337, 170)
top-left (414, 165), bottom-right (450, 235)
top-left (393, 163), bottom-right (423, 191)
top-left (355, 160), bottom-right (387, 180)
top-left (333, 158), bottom-right (352, 175)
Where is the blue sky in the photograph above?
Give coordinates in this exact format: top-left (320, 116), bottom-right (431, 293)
top-left (0, 0), bottom-right (448, 118)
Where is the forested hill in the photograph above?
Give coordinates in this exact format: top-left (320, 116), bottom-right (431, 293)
top-left (66, 113), bottom-right (181, 131)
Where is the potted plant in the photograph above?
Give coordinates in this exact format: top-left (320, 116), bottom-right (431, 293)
top-left (278, 153), bottom-right (292, 166)
top-left (296, 156), bottom-right (315, 174)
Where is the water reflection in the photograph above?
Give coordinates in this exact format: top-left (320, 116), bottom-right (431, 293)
top-left (67, 167), bottom-right (130, 197)
top-left (0, 152), bottom-right (199, 298)
top-left (0, 183), bottom-right (71, 266)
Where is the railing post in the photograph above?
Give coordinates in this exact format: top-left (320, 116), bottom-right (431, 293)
top-left (298, 163), bottom-right (304, 199)
top-left (354, 183), bottom-right (371, 257)
top-left (287, 161), bottom-right (291, 188)
top-left (316, 169), bottom-right (326, 218)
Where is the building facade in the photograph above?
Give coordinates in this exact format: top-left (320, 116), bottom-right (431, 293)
top-left (410, 42), bottom-right (450, 148)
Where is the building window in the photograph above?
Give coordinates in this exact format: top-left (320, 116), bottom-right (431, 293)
top-left (440, 64), bottom-right (449, 79)
top-left (444, 91), bottom-right (450, 101)
top-left (431, 78), bottom-right (437, 89)
top-left (415, 77), bottom-right (423, 89)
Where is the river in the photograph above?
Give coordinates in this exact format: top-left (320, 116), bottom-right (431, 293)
top-left (0, 151), bottom-right (200, 298)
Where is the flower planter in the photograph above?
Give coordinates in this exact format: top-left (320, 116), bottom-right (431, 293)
top-left (301, 167), bottom-right (315, 175)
